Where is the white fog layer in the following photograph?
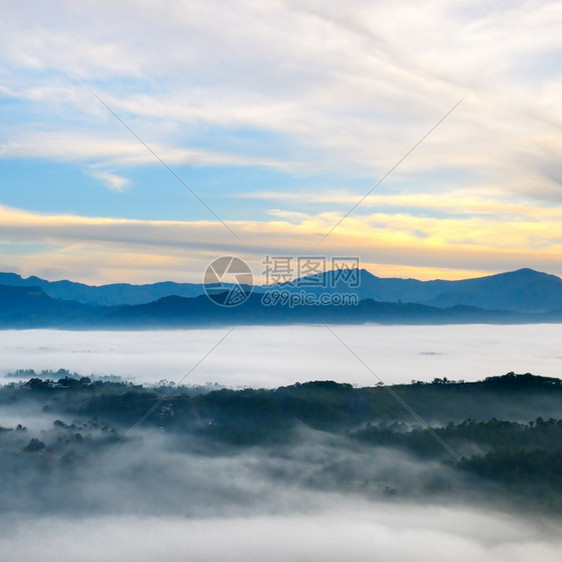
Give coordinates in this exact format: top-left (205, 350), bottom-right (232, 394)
top-left (1, 507), bottom-right (561, 562)
top-left (0, 324), bottom-right (560, 387)
top-left (0, 425), bottom-right (561, 562)
top-left (1, 324), bottom-right (561, 562)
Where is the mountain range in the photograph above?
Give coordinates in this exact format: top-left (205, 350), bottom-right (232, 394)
top-left (274, 267), bottom-right (562, 313)
top-left (0, 267), bottom-right (561, 328)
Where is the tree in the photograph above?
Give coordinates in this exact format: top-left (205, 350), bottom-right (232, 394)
top-left (23, 438), bottom-right (46, 453)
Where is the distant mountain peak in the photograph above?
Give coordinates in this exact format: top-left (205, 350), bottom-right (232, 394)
top-left (1, 266), bottom-right (562, 314)
top-left (509, 268), bottom-right (554, 278)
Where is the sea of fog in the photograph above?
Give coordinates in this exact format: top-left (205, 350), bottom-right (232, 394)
top-left (0, 324), bottom-right (560, 387)
top-left (2, 324), bottom-right (562, 562)
top-left (2, 506), bottom-right (561, 562)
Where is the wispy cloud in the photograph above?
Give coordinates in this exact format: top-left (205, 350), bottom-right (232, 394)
top-left (90, 171), bottom-right (130, 192)
top-left (2, 1), bottom-right (562, 187)
top-left (0, 132), bottom-right (295, 170)
top-left (1, 1), bottom-right (562, 282)
top-left (1, 203), bottom-right (561, 283)
top-left (236, 189), bottom-right (558, 218)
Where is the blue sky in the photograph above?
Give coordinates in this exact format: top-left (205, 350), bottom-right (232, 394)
top-left (1, 0), bottom-right (562, 283)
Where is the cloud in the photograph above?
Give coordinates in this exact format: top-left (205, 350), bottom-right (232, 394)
top-left (2, 1), bottom-right (562, 283)
top-left (0, 132), bottom-right (293, 171)
top-left (1, 0), bottom-right (562, 192)
top-left (1, 202), bottom-right (562, 283)
top-left (236, 189), bottom-right (554, 218)
top-left (90, 171), bottom-right (130, 192)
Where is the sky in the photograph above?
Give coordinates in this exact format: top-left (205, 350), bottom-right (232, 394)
top-left (1, 0), bottom-right (562, 284)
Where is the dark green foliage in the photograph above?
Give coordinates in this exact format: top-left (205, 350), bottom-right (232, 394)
top-left (2, 371), bottom-right (562, 440)
top-left (2, 371), bottom-right (562, 512)
top-left (23, 438), bottom-right (46, 453)
top-left (353, 417), bottom-right (562, 457)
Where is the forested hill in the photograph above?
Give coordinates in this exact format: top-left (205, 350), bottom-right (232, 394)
top-left (2, 370), bottom-right (561, 436)
top-left (2, 371), bottom-right (562, 513)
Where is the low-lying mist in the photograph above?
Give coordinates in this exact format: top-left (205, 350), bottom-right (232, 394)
top-left (1, 324), bottom-right (562, 387)
top-left (1, 322), bottom-right (562, 561)
top-left (2, 503), bottom-right (561, 562)
top-left (1, 374), bottom-right (562, 561)
top-left (1, 422), bottom-right (561, 562)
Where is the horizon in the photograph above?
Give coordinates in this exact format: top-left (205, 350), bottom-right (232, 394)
top-left (2, 264), bottom-right (561, 288)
